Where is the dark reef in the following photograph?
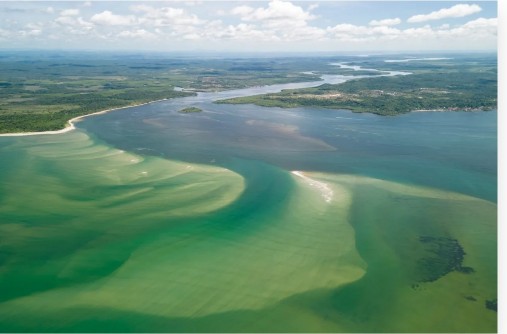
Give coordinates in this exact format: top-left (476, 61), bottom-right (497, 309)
top-left (416, 236), bottom-right (473, 283)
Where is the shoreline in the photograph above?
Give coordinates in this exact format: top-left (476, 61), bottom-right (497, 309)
top-left (1, 63), bottom-right (410, 138)
top-left (0, 98), bottom-right (168, 137)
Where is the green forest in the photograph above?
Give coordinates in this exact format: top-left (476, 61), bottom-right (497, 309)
top-left (0, 52), bottom-right (321, 133)
top-left (179, 107), bottom-right (202, 113)
top-left (217, 57), bottom-right (497, 115)
top-left (0, 52), bottom-right (497, 132)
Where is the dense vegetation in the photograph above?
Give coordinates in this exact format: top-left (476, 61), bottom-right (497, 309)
top-left (0, 51), bottom-right (323, 133)
top-left (179, 107), bottom-right (202, 113)
top-left (0, 86), bottom-right (191, 133)
top-left (1, 52), bottom-right (497, 132)
top-left (217, 56), bottom-right (497, 116)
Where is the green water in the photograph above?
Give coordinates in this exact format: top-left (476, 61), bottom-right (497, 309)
top-left (0, 80), bottom-right (497, 331)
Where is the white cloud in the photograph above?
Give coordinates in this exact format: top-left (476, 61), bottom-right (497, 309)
top-left (82, 1), bottom-right (92, 7)
top-left (24, 29), bottom-right (42, 36)
top-left (91, 11), bottom-right (137, 26)
top-left (327, 24), bottom-right (370, 36)
top-left (444, 17), bottom-right (497, 40)
top-left (402, 25), bottom-right (434, 38)
top-left (0, 28), bottom-right (11, 39)
top-left (230, 5), bottom-right (254, 16)
top-left (407, 4), bottom-right (482, 23)
top-left (461, 17), bottom-right (496, 29)
top-left (308, 4), bottom-right (319, 11)
top-left (131, 5), bottom-right (203, 26)
top-left (25, 23), bottom-right (42, 30)
top-left (181, 33), bottom-right (199, 40)
top-left (45, 7), bottom-right (54, 14)
top-left (285, 25), bottom-right (326, 40)
top-left (129, 4), bottom-right (149, 13)
top-left (55, 16), bottom-right (94, 30)
top-left (232, 0), bottom-right (315, 23)
top-left (208, 23), bottom-right (276, 41)
top-left (0, 1), bottom-right (496, 51)
top-left (229, 0), bottom-right (321, 39)
top-left (371, 26), bottom-right (401, 36)
top-left (369, 18), bottom-right (401, 26)
top-left (326, 16), bottom-right (496, 48)
top-left (55, 16), bottom-right (72, 26)
top-left (60, 9), bottom-right (80, 17)
top-left (118, 29), bottom-right (156, 39)
top-left (182, 1), bottom-right (203, 7)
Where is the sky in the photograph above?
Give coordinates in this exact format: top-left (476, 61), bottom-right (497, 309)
top-left (0, 1), bottom-right (498, 52)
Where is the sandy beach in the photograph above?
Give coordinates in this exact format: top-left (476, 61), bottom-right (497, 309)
top-left (291, 170), bottom-right (334, 203)
top-left (0, 99), bottom-right (168, 137)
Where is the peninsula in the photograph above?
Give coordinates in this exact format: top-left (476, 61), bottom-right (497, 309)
top-left (216, 57), bottom-right (497, 115)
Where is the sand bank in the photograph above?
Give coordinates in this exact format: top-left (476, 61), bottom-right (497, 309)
top-left (291, 170), bottom-right (334, 203)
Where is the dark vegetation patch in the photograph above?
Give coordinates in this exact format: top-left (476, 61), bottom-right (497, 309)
top-left (485, 299), bottom-right (497, 312)
top-left (416, 236), bottom-right (473, 283)
top-left (179, 107), bottom-right (202, 113)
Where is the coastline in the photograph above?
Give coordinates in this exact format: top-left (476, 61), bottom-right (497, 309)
top-left (0, 98), bottom-right (168, 137)
top-left (1, 64), bottom-right (413, 137)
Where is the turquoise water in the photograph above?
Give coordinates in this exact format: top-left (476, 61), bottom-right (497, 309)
top-left (0, 70), bottom-right (497, 332)
top-left (83, 91), bottom-right (497, 202)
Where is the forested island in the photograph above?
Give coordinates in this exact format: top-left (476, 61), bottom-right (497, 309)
top-left (179, 107), bottom-right (202, 113)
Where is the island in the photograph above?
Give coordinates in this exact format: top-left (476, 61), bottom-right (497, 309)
top-left (179, 107), bottom-right (202, 113)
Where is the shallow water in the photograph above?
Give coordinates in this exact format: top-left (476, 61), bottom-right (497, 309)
top-left (0, 69), bottom-right (497, 332)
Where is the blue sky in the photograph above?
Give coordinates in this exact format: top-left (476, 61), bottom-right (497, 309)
top-left (0, 1), bottom-right (497, 52)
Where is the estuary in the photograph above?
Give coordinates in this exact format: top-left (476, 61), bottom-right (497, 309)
top-left (0, 61), bottom-right (497, 332)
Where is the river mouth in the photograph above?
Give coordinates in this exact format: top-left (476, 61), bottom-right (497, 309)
top-left (0, 62), bottom-right (497, 332)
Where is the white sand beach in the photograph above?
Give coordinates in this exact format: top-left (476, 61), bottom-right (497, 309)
top-left (0, 99), bottom-right (168, 137)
